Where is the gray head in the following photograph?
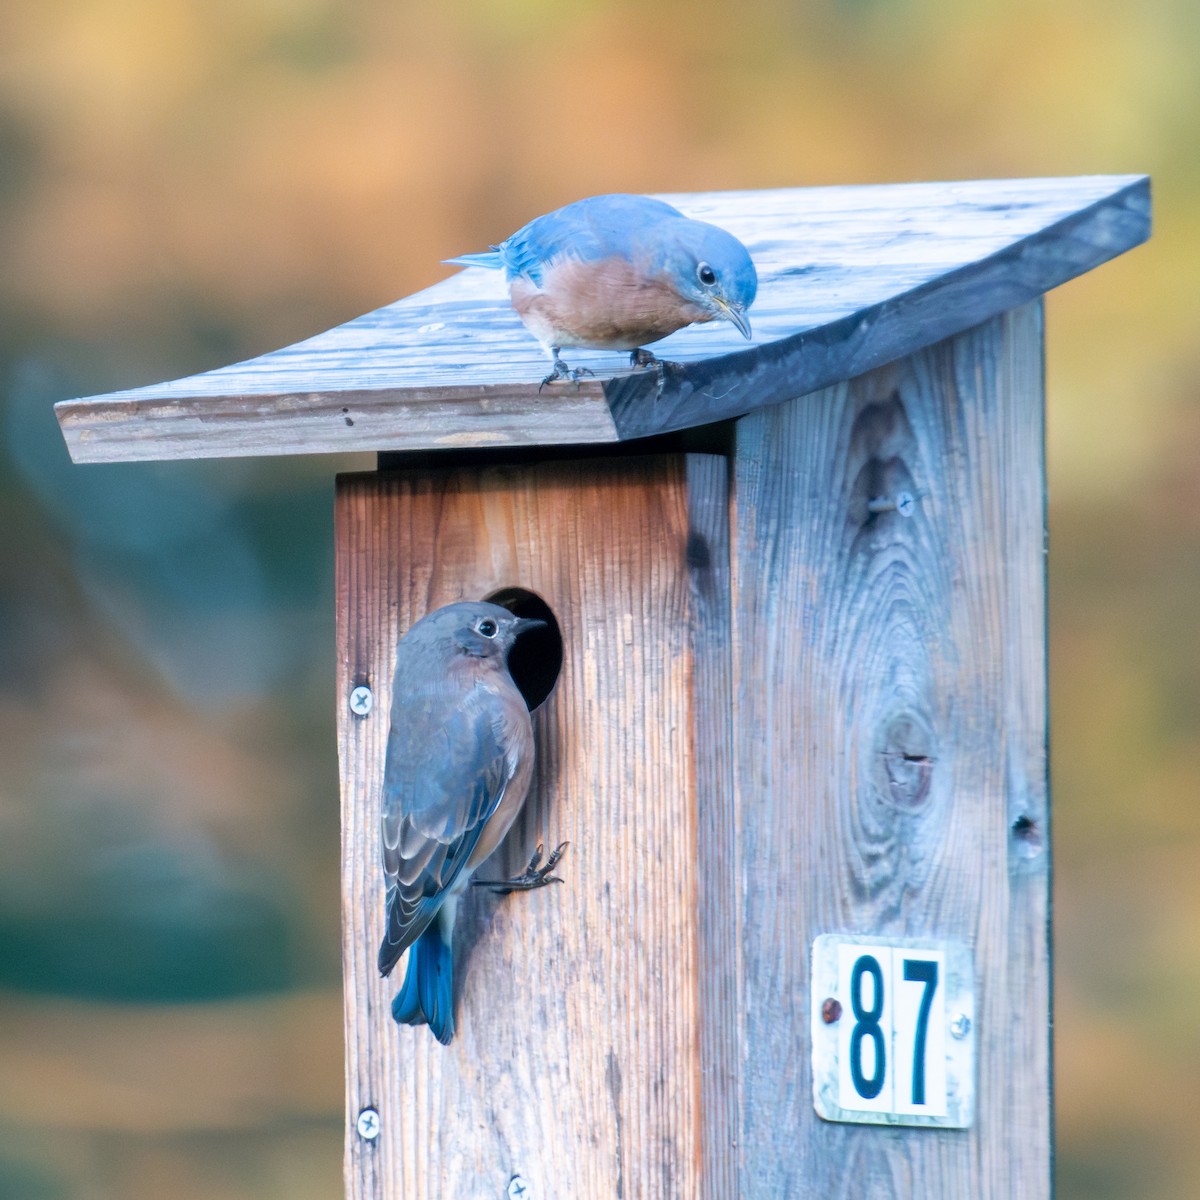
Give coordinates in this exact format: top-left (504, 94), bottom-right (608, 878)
top-left (661, 218), bottom-right (758, 338)
top-left (404, 600), bottom-right (545, 662)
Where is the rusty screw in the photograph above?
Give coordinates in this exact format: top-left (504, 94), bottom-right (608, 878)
top-left (821, 997), bottom-right (843, 1024)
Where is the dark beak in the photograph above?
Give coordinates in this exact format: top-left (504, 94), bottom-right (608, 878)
top-left (513, 617), bottom-right (548, 636)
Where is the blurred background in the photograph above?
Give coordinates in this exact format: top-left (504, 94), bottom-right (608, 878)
top-left (0, 0), bottom-right (1195, 1196)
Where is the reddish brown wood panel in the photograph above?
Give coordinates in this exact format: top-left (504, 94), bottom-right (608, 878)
top-left (335, 455), bottom-right (733, 1199)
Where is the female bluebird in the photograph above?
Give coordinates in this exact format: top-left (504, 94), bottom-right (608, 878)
top-left (378, 600), bottom-right (562, 1044)
top-left (446, 193), bottom-right (758, 382)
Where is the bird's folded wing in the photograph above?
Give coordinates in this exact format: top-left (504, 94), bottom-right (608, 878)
top-left (377, 687), bottom-right (513, 968)
top-left (499, 195), bottom-right (680, 286)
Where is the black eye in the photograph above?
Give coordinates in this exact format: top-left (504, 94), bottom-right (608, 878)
top-left (697, 262), bottom-right (717, 286)
top-left (477, 618), bottom-right (498, 638)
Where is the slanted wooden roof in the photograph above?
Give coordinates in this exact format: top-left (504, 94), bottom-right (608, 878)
top-left (55, 175), bottom-right (1149, 463)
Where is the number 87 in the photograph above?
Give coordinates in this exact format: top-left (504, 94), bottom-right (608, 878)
top-left (848, 954), bottom-right (939, 1106)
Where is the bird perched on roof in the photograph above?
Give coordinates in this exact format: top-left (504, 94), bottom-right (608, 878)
top-left (446, 193), bottom-right (758, 384)
top-left (378, 600), bottom-right (565, 1045)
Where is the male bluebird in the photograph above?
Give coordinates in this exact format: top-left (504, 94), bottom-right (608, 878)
top-left (446, 193), bottom-right (758, 383)
top-left (377, 600), bottom-right (563, 1045)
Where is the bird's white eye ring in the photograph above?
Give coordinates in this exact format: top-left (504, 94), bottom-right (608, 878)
top-left (477, 618), bottom-right (499, 638)
top-left (697, 262), bottom-right (717, 286)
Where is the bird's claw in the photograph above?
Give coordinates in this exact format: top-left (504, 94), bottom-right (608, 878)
top-left (473, 841), bottom-right (570, 894)
top-left (539, 353), bottom-right (594, 391)
top-left (629, 347), bottom-right (681, 399)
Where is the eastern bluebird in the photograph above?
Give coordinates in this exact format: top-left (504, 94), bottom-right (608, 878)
top-left (377, 600), bottom-right (564, 1045)
top-left (445, 193), bottom-right (758, 383)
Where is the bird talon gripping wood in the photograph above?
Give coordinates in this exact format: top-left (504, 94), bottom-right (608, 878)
top-left (446, 193), bottom-right (757, 380)
top-left (538, 354), bottom-right (594, 391)
top-left (473, 840), bottom-right (570, 894)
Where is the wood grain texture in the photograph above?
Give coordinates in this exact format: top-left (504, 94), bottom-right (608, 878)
top-left (730, 302), bottom-right (1050, 1196)
top-left (685, 455), bottom-right (739, 1199)
top-left (335, 455), bottom-right (734, 1199)
top-left (58, 175), bottom-right (1147, 462)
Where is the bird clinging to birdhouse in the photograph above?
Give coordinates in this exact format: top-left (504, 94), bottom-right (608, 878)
top-left (377, 600), bottom-right (565, 1044)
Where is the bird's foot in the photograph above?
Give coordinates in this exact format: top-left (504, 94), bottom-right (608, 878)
top-left (539, 352), bottom-right (594, 391)
top-left (472, 842), bottom-right (569, 895)
top-left (629, 347), bottom-right (681, 399)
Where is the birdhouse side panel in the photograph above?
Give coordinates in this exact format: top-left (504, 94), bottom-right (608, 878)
top-left (731, 302), bottom-right (1049, 1197)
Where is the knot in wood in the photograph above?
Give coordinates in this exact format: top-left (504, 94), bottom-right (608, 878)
top-left (879, 714), bottom-right (934, 809)
top-left (686, 528), bottom-right (711, 571)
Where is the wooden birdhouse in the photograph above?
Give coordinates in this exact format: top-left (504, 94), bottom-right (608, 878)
top-left (55, 175), bottom-right (1150, 1199)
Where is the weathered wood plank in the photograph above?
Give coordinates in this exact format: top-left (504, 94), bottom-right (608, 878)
top-left (730, 303), bottom-right (1049, 1196)
top-left (335, 455), bottom-right (734, 1199)
top-left (58, 383), bottom-right (620, 463)
top-left (58, 176), bottom-right (1146, 462)
top-left (686, 454), bottom-right (740, 1199)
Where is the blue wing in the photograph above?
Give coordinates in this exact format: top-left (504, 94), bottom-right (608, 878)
top-left (377, 683), bottom-right (512, 976)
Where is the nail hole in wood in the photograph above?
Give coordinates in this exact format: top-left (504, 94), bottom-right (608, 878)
top-left (1012, 814), bottom-right (1040, 841)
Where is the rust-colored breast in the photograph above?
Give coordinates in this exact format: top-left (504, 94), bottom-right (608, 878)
top-left (510, 256), bottom-right (711, 350)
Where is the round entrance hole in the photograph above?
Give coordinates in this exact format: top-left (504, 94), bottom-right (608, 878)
top-left (484, 587), bottom-right (563, 712)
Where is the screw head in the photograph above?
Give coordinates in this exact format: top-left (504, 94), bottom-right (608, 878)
top-left (821, 997), bottom-right (843, 1024)
top-left (507, 1177), bottom-right (530, 1199)
top-left (356, 1107), bottom-right (380, 1140)
top-left (866, 492), bottom-right (916, 516)
top-left (349, 685), bottom-right (374, 716)
top-left (949, 1013), bottom-right (971, 1040)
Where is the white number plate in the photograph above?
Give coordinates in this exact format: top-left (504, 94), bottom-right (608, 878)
top-left (811, 934), bottom-right (975, 1128)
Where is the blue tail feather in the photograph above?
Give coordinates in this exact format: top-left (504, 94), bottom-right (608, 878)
top-left (443, 250), bottom-right (503, 270)
top-left (392, 926), bottom-right (455, 1044)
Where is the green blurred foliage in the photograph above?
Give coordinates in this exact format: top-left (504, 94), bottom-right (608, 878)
top-left (1, 0), bottom-right (1197, 1196)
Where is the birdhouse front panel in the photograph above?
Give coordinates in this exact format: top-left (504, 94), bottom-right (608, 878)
top-left (335, 455), bottom-right (736, 1200)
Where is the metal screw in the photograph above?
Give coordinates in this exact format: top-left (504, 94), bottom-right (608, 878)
top-left (507, 1177), bottom-right (530, 1199)
top-left (867, 491), bottom-right (915, 517)
top-left (821, 997), bottom-right (843, 1024)
top-left (949, 1013), bottom-right (971, 1040)
top-left (349, 685), bottom-right (374, 716)
top-left (356, 1107), bottom-right (380, 1140)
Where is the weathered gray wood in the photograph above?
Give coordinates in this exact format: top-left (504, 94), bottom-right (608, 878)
top-left (730, 302), bottom-right (1049, 1196)
top-left (57, 176), bottom-right (1146, 462)
top-left (686, 454), bottom-right (739, 1199)
top-left (335, 455), bottom-right (734, 1199)
top-left (58, 383), bottom-right (620, 462)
